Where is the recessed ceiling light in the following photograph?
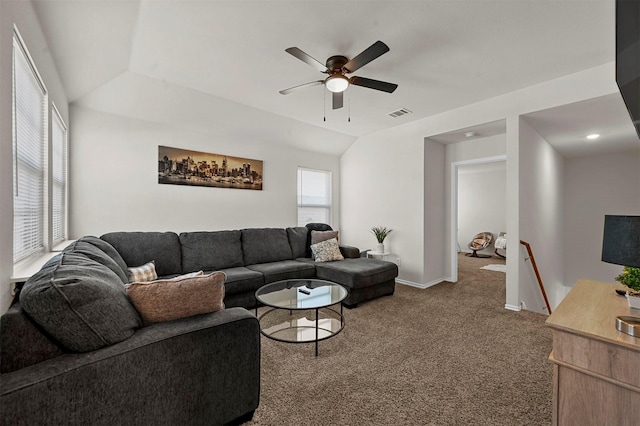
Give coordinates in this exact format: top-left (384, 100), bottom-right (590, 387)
top-left (464, 131), bottom-right (477, 138)
top-left (586, 133), bottom-right (600, 140)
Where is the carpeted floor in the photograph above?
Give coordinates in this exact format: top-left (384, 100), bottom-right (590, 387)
top-left (248, 253), bottom-right (552, 425)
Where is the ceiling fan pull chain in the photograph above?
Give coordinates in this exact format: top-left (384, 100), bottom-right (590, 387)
top-left (348, 91), bottom-right (351, 123)
top-left (323, 88), bottom-right (326, 122)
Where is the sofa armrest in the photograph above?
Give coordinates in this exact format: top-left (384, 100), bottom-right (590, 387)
top-left (340, 245), bottom-right (360, 259)
top-left (1, 307), bottom-right (260, 425)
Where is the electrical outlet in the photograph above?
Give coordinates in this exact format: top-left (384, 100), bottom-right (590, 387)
top-left (396, 257), bottom-right (401, 266)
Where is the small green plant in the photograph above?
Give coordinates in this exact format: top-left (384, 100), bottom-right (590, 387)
top-left (615, 266), bottom-right (640, 294)
top-left (371, 226), bottom-right (393, 243)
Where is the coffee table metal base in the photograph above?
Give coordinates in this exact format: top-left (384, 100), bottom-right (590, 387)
top-left (256, 305), bottom-right (344, 356)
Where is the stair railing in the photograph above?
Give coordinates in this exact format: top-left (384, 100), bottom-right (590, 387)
top-left (519, 240), bottom-right (552, 314)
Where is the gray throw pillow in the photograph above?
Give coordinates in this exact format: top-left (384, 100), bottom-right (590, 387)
top-left (76, 236), bottom-right (129, 277)
top-left (311, 230), bottom-right (338, 245)
top-left (63, 239), bottom-right (129, 284)
top-left (20, 252), bottom-right (142, 352)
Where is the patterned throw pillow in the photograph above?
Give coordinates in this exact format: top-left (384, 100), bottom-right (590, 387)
top-left (126, 271), bottom-right (226, 324)
top-left (310, 238), bottom-right (344, 263)
top-left (164, 270), bottom-right (204, 280)
top-left (127, 261), bottom-right (157, 283)
top-left (310, 230), bottom-right (339, 259)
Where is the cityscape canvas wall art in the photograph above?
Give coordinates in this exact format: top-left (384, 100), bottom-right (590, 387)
top-left (158, 146), bottom-right (263, 190)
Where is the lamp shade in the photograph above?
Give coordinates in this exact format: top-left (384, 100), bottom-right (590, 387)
top-left (325, 75), bottom-right (349, 93)
top-left (602, 215), bottom-right (640, 268)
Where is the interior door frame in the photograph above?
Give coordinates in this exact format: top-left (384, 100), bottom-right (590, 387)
top-left (450, 155), bottom-right (507, 282)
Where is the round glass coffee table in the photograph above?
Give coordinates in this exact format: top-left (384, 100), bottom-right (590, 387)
top-left (255, 279), bottom-right (347, 356)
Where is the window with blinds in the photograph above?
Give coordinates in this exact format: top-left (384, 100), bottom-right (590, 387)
top-left (51, 105), bottom-right (67, 244)
top-left (12, 32), bottom-right (48, 262)
top-left (297, 168), bottom-right (332, 226)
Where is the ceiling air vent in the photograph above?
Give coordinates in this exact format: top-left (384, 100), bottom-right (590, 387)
top-left (388, 108), bottom-right (412, 118)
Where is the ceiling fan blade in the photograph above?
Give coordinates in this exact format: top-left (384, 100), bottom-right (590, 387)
top-left (279, 80), bottom-right (324, 95)
top-left (285, 47), bottom-right (328, 72)
top-left (332, 91), bottom-right (344, 110)
top-left (350, 76), bottom-right (398, 93)
top-left (344, 41), bottom-right (390, 73)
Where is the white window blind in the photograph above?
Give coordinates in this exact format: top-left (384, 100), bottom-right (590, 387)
top-left (51, 105), bottom-right (67, 244)
top-left (13, 34), bottom-right (47, 262)
top-left (297, 168), bottom-right (332, 226)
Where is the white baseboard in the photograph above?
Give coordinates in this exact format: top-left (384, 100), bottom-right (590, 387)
top-left (504, 303), bottom-right (522, 312)
top-left (396, 277), bottom-right (449, 289)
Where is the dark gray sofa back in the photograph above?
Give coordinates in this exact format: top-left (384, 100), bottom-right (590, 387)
top-left (241, 228), bottom-right (293, 265)
top-left (101, 232), bottom-right (182, 276)
top-left (180, 231), bottom-right (244, 272)
top-left (287, 227), bottom-right (309, 259)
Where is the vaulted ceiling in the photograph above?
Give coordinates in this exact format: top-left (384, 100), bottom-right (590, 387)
top-left (32, 0), bottom-right (636, 156)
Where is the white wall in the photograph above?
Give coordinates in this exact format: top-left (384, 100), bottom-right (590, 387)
top-left (563, 150), bottom-right (640, 287)
top-left (339, 125), bottom-right (425, 284)
top-left (0, 1), bottom-right (69, 313)
top-left (458, 163), bottom-right (507, 254)
top-left (518, 118), bottom-right (565, 313)
top-left (70, 106), bottom-right (341, 236)
top-left (423, 140), bottom-right (445, 285)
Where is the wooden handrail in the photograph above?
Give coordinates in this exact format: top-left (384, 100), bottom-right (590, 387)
top-left (519, 240), bottom-right (552, 314)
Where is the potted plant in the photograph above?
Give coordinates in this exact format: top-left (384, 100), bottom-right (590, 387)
top-left (371, 226), bottom-right (392, 254)
top-left (615, 266), bottom-right (640, 309)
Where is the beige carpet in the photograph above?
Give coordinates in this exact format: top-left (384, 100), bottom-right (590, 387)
top-left (248, 254), bottom-right (552, 425)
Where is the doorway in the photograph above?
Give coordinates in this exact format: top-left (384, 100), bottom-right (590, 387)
top-left (450, 155), bottom-right (507, 282)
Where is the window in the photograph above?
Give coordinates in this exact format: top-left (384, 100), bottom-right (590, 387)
top-left (51, 104), bottom-right (68, 244)
top-left (13, 31), bottom-right (48, 262)
top-left (297, 168), bottom-right (332, 226)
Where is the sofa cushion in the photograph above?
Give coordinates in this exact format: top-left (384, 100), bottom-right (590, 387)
top-left (0, 303), bottom-right (65, 373)
top-left (127, 272), bottom-right (225, 324)
top-left (127, 261), bottom-right (158, 283)
top-left (241, 228), bottom-right (293, 265)
top-left (311, 238), bottom-right (344, 263)
top-left (247, 260), bottom-right (316, 284)
top-left (180, 231), bottom-right (244, 272)
top-left (101, 232), bottom-right (182, 276)
top-left (314, 258), bottom-right (398, 290)
top-left (220, 267), bottom-right (264, 296)
top-left (63, 239), bottom-right (128, 284)
top-left (287, 227), bottom-right (309, 259)
top-left (19, 252), bottom-right (142, 352)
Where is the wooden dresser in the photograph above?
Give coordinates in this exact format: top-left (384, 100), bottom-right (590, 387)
top-left (546, 279), bottom-right (640, 425)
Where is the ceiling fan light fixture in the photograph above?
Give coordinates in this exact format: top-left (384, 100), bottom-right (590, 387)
top-left (325, 75), bottom-right (349, 93)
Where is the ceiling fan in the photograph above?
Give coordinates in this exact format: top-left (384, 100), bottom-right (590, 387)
top-left (279, 40), bottom-right (398, 110)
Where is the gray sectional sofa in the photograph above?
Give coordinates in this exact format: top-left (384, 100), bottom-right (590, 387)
top-left (101, 223), bottom-right (398, 309)
top-left (0, 223), bottom-right (397, 425)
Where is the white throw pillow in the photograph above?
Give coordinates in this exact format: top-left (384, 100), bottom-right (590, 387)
top-left (310, 238), bottom-right (344, 262)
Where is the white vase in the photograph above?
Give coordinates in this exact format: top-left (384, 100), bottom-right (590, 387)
top-left (627, 293), bottom-right (640, 310)
top-left (377, 243), bottom-right (385, 253)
